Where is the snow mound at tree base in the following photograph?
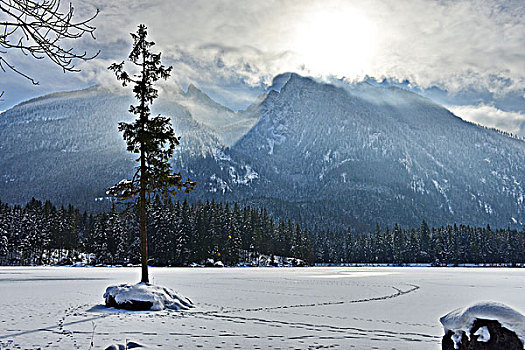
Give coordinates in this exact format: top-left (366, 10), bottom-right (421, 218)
top-left (440, 302), bottom-right (525, 349)
top-left (104, 282), bottom-right (193, 311)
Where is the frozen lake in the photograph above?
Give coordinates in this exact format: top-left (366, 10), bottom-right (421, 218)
top-left (0, 266), bottom-right (524, 349)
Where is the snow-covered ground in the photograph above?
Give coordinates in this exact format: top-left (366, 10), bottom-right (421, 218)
top-left (0, 267), bottom-right (524, 349)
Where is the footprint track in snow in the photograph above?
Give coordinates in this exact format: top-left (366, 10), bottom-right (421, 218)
top-left (204, 283), bottom-right (420, 314)
top-left (193, 313), bottom-right (439, 344)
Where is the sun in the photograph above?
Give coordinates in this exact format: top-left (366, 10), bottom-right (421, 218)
top-left (291, 7), bottom-right (377, 78)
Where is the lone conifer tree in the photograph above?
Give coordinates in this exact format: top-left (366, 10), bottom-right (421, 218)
top-left (107, 24), bottom-right (196, 283)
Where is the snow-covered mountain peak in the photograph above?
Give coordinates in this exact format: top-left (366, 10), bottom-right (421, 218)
top-left (280, 73), bottom-right (325, 92)
top-left (175, 84), bottom-right (257, 147)
top-left (233, 73), bottom-right (525, 228)
top-left (185, 83), bottom-right (209, 100)
top-left (268, 72), bottom-right (292, 92)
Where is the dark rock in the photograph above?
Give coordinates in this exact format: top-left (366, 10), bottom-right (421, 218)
top-left (105, 341), bottom-right (143, 350)
top-left (104, 345), bottom-right (124, 350)
top-left (104, 294), bottom-right (153, 311)
top-left (442, 318), bottom-right (523, 350)
top-left (57, 258), bottom-right (73, 266)
top-left (288, 258), bottom-right (307, 267)
top-left (126, 341), bottom-right (144, 348)
top-left (442, 330), bottom-right (469, 350)
top-left (442, 330), bottom-right (456, 349)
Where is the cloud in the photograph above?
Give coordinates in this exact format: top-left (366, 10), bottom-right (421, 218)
top-left (3, 0), bottom-right (524, 113)
top-left (71, 0), bottom-right (525, 95)
top-left (366, 0), bottom-right (525, 94)
top-left (449, 104), bottom-right (525, 136)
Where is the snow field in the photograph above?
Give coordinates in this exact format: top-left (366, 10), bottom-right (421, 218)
top-left (0, 266), bottom-right (524, 349)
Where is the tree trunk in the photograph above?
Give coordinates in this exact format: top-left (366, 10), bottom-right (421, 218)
top-left (139, 44), bottom-right (149, 284)
top-left (140, 144), bottom-right (148, 283)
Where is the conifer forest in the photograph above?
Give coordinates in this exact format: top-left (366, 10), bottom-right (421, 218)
top-left (1, 198), bottom-right (523, 267)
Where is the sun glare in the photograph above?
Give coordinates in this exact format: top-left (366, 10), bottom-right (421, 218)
top-left (291, 7), bottom-right (377, 78)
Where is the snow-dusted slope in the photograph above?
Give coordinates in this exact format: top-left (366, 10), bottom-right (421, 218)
top-left (0, 86), bottom-right (223, 210)
top-left (230, 74), bottom-right (525, 228)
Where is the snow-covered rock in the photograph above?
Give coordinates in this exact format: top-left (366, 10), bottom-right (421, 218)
top-left (105, 341), bottom-right (144, 350)
top-left (473, 326), bottom-right (490, 343)
top-left (103, 282), bottom-right (193, 311)
top-left (203, 258), bottom-right (225, 267)
top-left (440, 302), bottom-right (525, 349)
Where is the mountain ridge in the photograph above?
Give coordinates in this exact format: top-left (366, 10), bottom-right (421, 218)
top-left (0, 74), bottom-right (523, 230)
top-left (226, 74), bottom-right (524, 228)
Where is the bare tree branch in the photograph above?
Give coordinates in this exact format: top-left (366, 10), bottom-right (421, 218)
top-left (0, 0), bottom-right (99, 86)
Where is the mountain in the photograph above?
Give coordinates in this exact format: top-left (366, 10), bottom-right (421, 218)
top-left (200, 74), bottom-right (525, 229)
top-left (1, 75), bottom-right (524, 229)
top-left (0, 85), bottom-right (252, 210)
top-left (179, 84), bottom-right (258, 146)
top-left (263, 75), bottom-right (525, 227)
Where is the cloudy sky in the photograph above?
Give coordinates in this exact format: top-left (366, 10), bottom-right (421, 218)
top-left (1, 0), bottom-right (524, 135)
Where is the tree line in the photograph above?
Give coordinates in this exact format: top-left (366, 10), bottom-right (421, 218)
top-left (1, 198), bottom-right (524, 266)
top-left (0, 198), bottom-right (313, 266)
top-left (313, 222), bottom-right (525, 265)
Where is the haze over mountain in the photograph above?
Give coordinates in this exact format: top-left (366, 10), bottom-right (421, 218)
top-left (0, 84), bottom-right (254, 210)
top-left (1, 74), bottom-right (523, 230)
